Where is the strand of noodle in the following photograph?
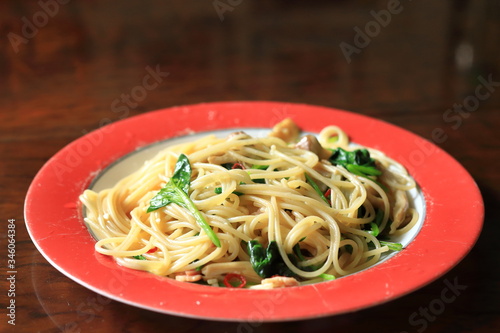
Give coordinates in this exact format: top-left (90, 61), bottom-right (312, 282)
top-left (82, 127), bottom-right (420, 284)
top-left (337, 238), bottom-right (360, 271)
top-left (273, 149), bottom-right (367, 214)
top-left (274, 200), bottom-right (340, 279)
top-left (318, 126), bottom-right (349, 148)
top-left (391, 208), bottom-right (419, 236)
top-left (283, 216), bottom-right (323, 252)
top-left (188, 137), bottom-right (287, 163)
top-left (356, 177), bottom-right (391, 232)
top-left (339, 236), bottom-right (366, 272)
top-left (208, 215), bottom-right (252, 243)
top-left (103, 189), bottom-right (131, 234)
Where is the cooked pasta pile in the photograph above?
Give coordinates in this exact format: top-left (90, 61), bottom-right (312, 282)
top-left (80, 119), bottom-right (419, 289)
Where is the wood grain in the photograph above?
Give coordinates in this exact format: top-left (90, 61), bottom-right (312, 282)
top-left (1, 0), bottom-right (499, 332)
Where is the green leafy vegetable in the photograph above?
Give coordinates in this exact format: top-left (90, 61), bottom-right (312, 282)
top-left (249, 164), bottom-right (275, 183)
top-left (343, 244), bottom-right (353, 254)
top-left (247, 240), bottom-right (295, 278)
top-left (252, 177), bottom-right (266, 184)
top-left (380, 241), bottom-right (403, 251)
top-left (214, 187), bottom-right (244, 196)
top-left (368, 222), bottom-right (380, 237)
top-left (221, 163), bottom-right (234, 170)
top-left (329, 148), bottom-right (381, 177)
top-left (214, 181), bottom-right (245, 196)
top-left (248, 240), bottom-right (335, 281)
top-left (346, 164), bottom-right (381, 176)
top-left (318, 273), bottom-right (336, 281)
top-left (305, 173), bottom-right (329, 205)
top-left (147, 154), bottom-right (221, 248)
top-left (367, 209), bottom-right (384, 237)
top-left (132, 255), bottom-right (146, 260)
top-left (293, 243), bottom-right (306, 261)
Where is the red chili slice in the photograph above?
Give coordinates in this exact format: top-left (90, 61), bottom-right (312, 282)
top-left (146, 247), bottom-right (158, 253)
top-left (231, 163), bottom-right (246, 170)
top-left (223, 273), bottom-right (247, 288)
top-left (324, 188), bottom-right (331, 199)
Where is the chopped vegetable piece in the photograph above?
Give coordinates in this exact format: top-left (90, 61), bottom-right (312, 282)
top-left (252, 177), bottom-right (266, 184)
top-left (251, 164), bottom-right (269, 170)
top-left (223, 273), bottom-right (247, 288)
top-left (318, 273), bottom-right (336, 281)
top-left (368, 222), bottom-right (380, 237)
top-left (231, 162), bottom-right (246, 169)
top-left (305, 173), bottom-right (329, 205)
top-left (380, 241), bottom-right (403, 251)
top-left (293, 243), bottom-right (306, 261)
top-left (329, 148), bottom-right (381, 178)
top-left (190, 259), bottom-right (203, 272)
top-left (147, 154), bottom-right (221, 248)
top-left (146, 247), bottom-right (158, 253)
top-left (247, 240), bottom-right (295, 278)
top-left (214, 187), bottom-right (244, 196)
top-left (132, 255), bottom-right (146, 260)
top-left (268, 118), bottom-right (301, 143)
top-left (346, 164), bottom-right (382, 176)
top-left (367, 209), bottom-right (384, 236)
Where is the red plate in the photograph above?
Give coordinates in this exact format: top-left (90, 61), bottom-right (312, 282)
top-left (24, 101), bottom-right (483, 321)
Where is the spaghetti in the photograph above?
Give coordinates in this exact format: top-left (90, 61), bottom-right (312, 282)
top-left (80, 119), bottom-right (419, 288)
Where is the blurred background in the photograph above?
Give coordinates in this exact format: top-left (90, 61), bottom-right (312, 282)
top-left (1, 0), bottom-right (499, 332)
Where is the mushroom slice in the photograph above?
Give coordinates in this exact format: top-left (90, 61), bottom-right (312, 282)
top-left (295, 134), bottom-right (332, 160)
top-left (268, 118), bottom-right (301, 143)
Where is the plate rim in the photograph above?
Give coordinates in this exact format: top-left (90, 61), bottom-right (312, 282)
top-left (24, 101), bottom-right (484, 321)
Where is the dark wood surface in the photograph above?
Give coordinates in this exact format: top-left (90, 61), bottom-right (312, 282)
top-left (1, 1), bottom-right (499, 332)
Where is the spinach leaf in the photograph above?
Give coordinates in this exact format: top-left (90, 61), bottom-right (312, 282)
top-left (379, 240), bottom-right (403, 251)
top-left (214, 187), bottom-right (244, 196)
top-left (221, 163), bottom-right (234, 170)
top-left (305, 173), bottom-right (329, 205)
top-left (366, 209), bottom-right (384, 237)
top-left (214, 181), bottom-right (245, 196)
top-left (329, 148), bottom-right (381, 177)
top-left (292, 243), bottom-right (306, 261)
top-left (247, 240), bottom-right (295, 278)
top-left (251, 164), bottom-right (269, 170)
top-left (147, 154), bottom-right (221, 248)
top-left (132, 255), bottom-right (146, 260)
top-left (248, 241), bottom-right (337, 281)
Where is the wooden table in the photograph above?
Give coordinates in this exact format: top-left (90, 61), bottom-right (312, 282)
top-left (1, 1), bottom-right (499, 332)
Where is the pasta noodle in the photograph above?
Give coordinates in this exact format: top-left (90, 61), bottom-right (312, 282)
top-left (80, 119), bottom-right (419, 288)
